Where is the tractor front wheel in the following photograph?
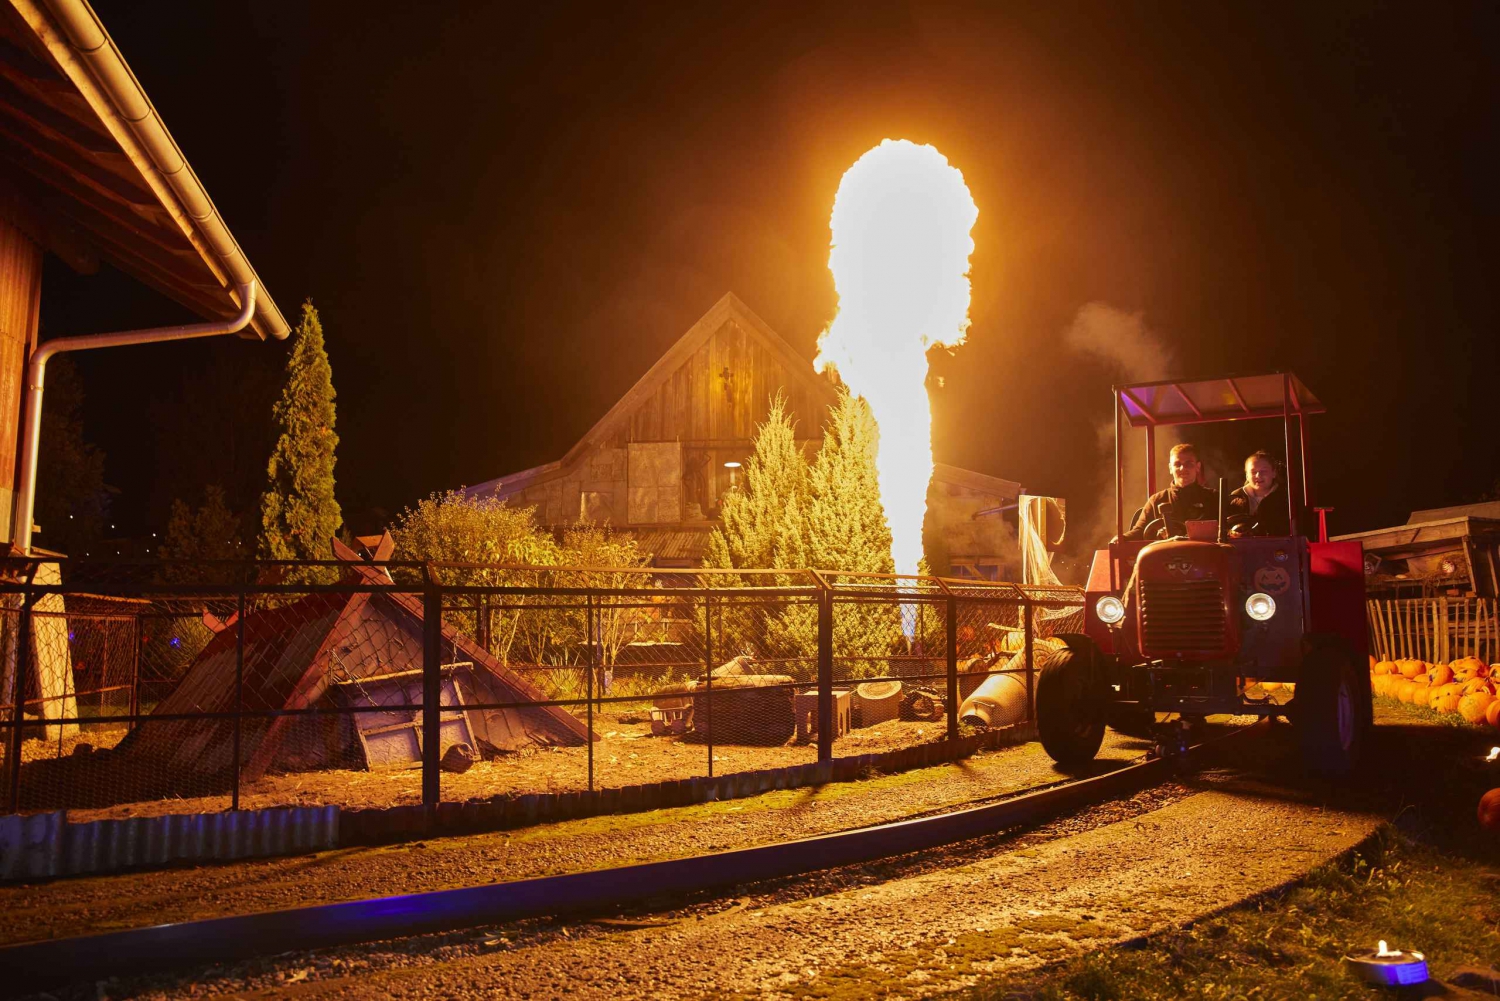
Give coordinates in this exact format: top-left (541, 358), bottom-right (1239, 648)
top-left (1294, 635), bottom-right (1367, 779)
top-left (1036, 635), bottom-right (1110, 767)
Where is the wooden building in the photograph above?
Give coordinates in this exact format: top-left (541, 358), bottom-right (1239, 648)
top-left (466, 293), bottom-right (1029, 578)
top-left (1335, 500), bottom-right (1500, 599)
top-left (0, 1), bottom-right (288, 547)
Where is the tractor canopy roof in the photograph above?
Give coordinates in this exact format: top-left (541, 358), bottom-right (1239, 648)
top-left (1115, 373), bottom-right (1324, 428)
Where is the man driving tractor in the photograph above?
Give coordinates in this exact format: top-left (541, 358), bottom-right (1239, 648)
top-left (1120, 442), bottom-right (1217, 540)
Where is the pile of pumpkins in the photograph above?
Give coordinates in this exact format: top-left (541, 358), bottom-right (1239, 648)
top-left (1371, 655), bottom-right (1500, 729)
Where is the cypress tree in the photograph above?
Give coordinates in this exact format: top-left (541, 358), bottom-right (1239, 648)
top-left (259, 300), bottom-right (342, 563)
top-left (807, 390), bottom-right (894, 575)
top-left (807, 390), bottom-right (899, 670)
top-left (704, 394), bottom-right (809, 573)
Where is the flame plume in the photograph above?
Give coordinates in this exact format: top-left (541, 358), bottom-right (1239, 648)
top-left (816, 139), bottom-right (978, 576)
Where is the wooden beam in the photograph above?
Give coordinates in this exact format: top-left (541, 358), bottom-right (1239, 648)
top-left (0, 117), bottom-right (155, 209)
top-left (0, 71), bottom-right (113, 154)
top-left (0, 166), bottom-right (94, 272)
top-left (3, 159), bottom-right (193, 264)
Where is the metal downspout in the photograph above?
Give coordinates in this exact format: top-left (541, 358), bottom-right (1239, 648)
top-left (12, 281), bottom-right (257, 555)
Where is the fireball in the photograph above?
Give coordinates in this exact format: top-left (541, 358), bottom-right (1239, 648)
top-left (816, 139), bottom-right (978, 576)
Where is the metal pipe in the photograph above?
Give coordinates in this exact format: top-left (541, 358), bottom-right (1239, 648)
top-left (957, 655), bottom-right (1030, 728)
top-left (1114, 390), bottom-right (1123, 542)
top-left (1281, 374), bottom-right (1296, 535)
top-left (12, 281), bottom-right (256, 555)
top-left (1145, 423), bottom-right (1157, 497)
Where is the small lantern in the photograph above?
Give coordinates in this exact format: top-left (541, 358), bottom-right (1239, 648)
top-left (1343, 941), bottom-right (1428, 987)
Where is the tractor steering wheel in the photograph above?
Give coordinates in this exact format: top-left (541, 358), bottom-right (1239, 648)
top-left (1143, 518), bottom-right (1169, 541)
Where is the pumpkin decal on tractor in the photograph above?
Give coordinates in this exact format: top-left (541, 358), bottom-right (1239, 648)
top-left (1253, 565), bottom-right (1292, 596)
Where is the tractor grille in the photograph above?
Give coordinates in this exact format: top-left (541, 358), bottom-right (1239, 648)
top-left (1140, 580), bottom-right (1228, 655)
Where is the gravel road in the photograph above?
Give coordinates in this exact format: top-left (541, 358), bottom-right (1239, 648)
top-left (104, 758), bottom-right (1377, 1000)
top-left (0, 727), bottom-right (1166, 946)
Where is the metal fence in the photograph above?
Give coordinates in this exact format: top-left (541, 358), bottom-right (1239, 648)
top-left (0, 558), bottom-right (1082, 822)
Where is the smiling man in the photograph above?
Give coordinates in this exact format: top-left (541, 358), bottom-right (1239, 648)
top-left (1121, 443), bottom-right (1218, 541)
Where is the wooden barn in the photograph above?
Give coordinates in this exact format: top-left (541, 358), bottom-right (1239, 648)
top-left (466, 293), bottom-right (1030, 580)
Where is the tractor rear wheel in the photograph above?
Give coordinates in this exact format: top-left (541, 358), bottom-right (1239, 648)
top-left (1036, 635), bottom-right (1110, 767)
top-left (1295, 635), bottom-right (1367, 779)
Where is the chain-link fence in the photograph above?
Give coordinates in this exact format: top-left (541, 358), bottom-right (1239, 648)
top-left (0, 558), bottom-right (1082, 822)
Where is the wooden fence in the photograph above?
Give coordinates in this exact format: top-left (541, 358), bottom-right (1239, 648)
top-left (1366, 597), bottom-right (1499, 664)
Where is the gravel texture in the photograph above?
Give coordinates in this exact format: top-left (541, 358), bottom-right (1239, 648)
top-left (72, 723), bottom-right (1379, 1000)
top-left (0, 727), bottom-right (1168, 946)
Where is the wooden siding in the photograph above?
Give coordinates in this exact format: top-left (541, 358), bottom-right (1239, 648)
top-left (624, 318), bottom-right (830, 445)
top-left (0, 214), bottom-right (39, 541)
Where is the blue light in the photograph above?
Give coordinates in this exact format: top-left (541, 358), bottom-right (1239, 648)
top-left (170, 636), bottom-right (181, 648)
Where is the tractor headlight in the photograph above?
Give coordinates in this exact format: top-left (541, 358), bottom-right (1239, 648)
top-left (1245, 592), bottom-right (1277, 621)
top-left (1095, 595), bottom-right (1125, 624)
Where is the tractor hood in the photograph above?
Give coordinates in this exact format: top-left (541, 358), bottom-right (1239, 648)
top-left (1128, 539), bottom-right (1242, 661)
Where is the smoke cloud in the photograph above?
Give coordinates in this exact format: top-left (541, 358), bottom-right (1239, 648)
top-left (1063, 304), bottom-right (1232, 550)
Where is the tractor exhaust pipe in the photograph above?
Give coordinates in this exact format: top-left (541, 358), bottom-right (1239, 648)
top-left (1216, 476), bottom-right (1227, 544)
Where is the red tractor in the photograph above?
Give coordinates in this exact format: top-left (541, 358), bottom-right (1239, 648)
top-left (1037, 373), bottom-right (1370, 777)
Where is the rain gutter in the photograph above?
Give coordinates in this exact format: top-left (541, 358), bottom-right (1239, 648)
top-left (11, 280), bottom-right (257, 555)
top-left (11, 0), bottom-right (290, 341)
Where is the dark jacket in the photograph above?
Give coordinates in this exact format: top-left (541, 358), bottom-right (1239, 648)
top-left (1226, 485), bottom-right (1292, 536)
top-left (1122, 481), bottom-right (1218, 540)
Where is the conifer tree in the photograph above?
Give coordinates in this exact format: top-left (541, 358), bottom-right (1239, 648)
top-left (705, 395), bottom-right (813, 658)
top-left (807, 390), bottom-right (894, 575)
top-left (807, 390), bottom-right (898, 671)
top-left (259, 301), bottom-right (342, 563)
top-left (162, 484), bottom-right (244, 562)
top-left (704, 395), bottom-right (808, 573)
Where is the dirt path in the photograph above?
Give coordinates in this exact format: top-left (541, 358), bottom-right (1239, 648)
top-left (0, 728), bottom-right (1170, 946)
top-left (193, 779), bottom-right (1379, 1000)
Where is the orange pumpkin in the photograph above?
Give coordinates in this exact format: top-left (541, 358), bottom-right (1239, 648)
top-left (1397, 679), bottom-right (1420, 703)
top-left (1480, 788), bottom-right (1500, 833)
top-left (1369, 655), bottom-right (1378, 673)
top-left (1452, 657), bottom-right (1489, 681)
top-left (1374, 660), bottom-right (1396, 676)
top-left (1431, 681), bottom-right (1465, 705)
top-left (1408, 683), bottom-right (1432, 707)
top-left (1462, 678), bottom-right (1496, 697)
top-left (1486, 698), bottom-right (1500, 730)
top-left (1399, 659), bottom-right (1427, 680)
top-left (1458, 691), bottom-right (1494, 724)
top-left (1425, 663), bottom-right (1454, 688)
top-left (1434, 690), bottom-right (1464, 714)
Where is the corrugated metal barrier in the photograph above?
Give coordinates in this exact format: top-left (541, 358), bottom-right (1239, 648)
top-left (0, 804), bottom-right (339, 880)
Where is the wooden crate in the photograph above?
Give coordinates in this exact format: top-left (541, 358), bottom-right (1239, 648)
top-left (794, 688), bottom-right (852, 743)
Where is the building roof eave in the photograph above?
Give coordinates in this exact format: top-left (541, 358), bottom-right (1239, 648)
top-left (12, 0), bottom-right (288, 339)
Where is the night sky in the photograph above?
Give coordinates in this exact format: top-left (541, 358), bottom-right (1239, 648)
top-left (39, 2), bottom-right (1500, 551)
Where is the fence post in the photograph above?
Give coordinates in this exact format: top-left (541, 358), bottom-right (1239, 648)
top-left (1023, 594), bottom-right (1035, 722)
top-left (421, 568), bottom-right (441, 810)
top-left (8, 586), bottom-right (32, 813)
top-left (232, 586), bottom-right (245, 811)
top-left (703, 593), bottom-right (714, 778)
top-left (128, 611), bottom-right (142, 731)
top-left (586, 594), bottom-right (595, 793)
top-left (945, 594), bottom-right (959, 742)
top-left (817, 582), bottom-right (833, 763)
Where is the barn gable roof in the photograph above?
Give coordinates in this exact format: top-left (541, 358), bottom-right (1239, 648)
top-left (466, 292), bottom-right (839, 500)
